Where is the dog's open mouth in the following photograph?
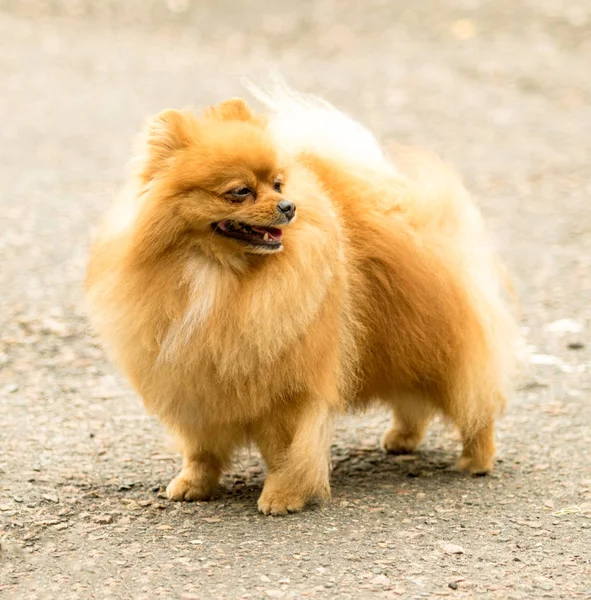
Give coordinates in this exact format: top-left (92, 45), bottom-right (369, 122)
top-left (212, 220), bottom-right (283, 249)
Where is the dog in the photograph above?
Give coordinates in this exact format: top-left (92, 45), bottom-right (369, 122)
top-left (85, 86), bottom-right (516, 515)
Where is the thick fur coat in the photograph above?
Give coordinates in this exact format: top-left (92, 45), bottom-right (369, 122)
top-left (86, 88), bottom-right (516, 514)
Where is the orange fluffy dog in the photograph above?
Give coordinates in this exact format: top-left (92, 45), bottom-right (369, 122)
top-left (86, 87), bottom-right (516, 515)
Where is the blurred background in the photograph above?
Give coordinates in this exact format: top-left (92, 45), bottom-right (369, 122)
top-left (1, 2), bottom-right (590, 598)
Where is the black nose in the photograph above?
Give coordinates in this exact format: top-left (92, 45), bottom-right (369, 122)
top-left (277, 199), bottom-right (296, 221)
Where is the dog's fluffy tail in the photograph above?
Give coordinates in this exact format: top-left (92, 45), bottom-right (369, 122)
top-left (246, 80), bottom-right (395, 174)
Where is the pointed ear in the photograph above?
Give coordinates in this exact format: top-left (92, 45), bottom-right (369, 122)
top-left (136, 109), bottom-right (193, 181)
top-left (204, 97), bottom-right (255, 122)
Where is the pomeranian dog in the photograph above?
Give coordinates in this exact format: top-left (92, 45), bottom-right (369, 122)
top-left (86, 86), bottom-right (516, 515)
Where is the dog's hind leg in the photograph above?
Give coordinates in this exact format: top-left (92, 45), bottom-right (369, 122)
top-left (381, 395), bottom-right (435, 454)
top-left (445, 385), bottom-right (502, 475)
top-left (455, 419), bottom-right (496, 475)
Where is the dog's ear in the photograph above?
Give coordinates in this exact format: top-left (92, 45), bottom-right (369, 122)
top-left (204, 98), bottom-right (255, 122)
top-left (136, 109), bottom-right (193, 182)
top-left (146, 109), bottom-right (192, 153)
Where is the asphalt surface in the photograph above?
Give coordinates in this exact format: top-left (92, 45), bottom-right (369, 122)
top-left (0, 1), bottom-right (590, 598)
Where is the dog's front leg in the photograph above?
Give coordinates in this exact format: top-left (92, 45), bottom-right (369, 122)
top-left (253, 400), bottom-right (332, 515)
top-left (166, 422), bottom-right (239, 502)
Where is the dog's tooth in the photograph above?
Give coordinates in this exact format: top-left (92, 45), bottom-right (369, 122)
top-left (263, 233), bottom-right (270, 241)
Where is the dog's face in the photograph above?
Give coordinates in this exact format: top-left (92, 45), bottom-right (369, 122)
top-left (136, 99), bottom-right (295, 259)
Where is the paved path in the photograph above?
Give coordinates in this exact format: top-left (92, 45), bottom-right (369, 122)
top-left (1, 1), bottom-right (590, 598)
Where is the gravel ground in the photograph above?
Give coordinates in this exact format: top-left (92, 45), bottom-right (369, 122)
top-left (1, 1), bottom-right (590, 598)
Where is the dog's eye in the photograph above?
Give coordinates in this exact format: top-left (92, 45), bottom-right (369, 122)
top-left (273, 180), bottom-right (282, 193)
top-left (230, 187), bottom-right (252, 199)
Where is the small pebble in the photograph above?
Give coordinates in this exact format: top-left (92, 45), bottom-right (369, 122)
top-left (440, 543), bottom-right (465, 555)
top-left (93, 515), bottom-right (113, 524)
top-left (371, 574), bottom-right (391, 587)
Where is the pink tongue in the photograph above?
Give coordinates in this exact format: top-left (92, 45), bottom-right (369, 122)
top-left (250, 226), bottom-right (283, 241)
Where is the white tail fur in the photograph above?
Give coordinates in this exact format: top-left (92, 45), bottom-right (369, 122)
top-left (245, 80), bottom-right (395, 173)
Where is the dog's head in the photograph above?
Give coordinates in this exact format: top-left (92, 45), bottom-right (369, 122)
top-left (133, 98), bottom-right (295, 262)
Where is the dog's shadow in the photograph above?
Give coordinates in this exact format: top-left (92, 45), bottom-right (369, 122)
top-left (61, 437), bottom-right (497, 514)
top-left (214, 444), bottom-right (479, 511)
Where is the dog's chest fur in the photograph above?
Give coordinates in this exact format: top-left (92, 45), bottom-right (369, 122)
top-left (159, 253), bottom-right (335, 382)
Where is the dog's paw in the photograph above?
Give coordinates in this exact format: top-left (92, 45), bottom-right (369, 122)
top-left (455, 455), bottom-right (493, 476)
top-left (257, 488), bottom-right (306, 516)
top-left (381, 427), bottom-right (421, 454)
top-left (166, 475), bottom-right (216, 502)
